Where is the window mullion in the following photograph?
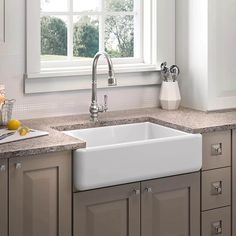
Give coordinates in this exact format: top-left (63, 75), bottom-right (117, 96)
top-left (134, 0), bottom-right (142, 59)
top-left (68, 0), bottom-right (73, 61)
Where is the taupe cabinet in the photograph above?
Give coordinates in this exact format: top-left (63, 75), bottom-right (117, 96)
top-left (0, 159), bottom-right (8, 236)
top-left (0, 152), bottom-right (72, 236)
top-left (233, 130), bottom-right (236, 236)
top-left (202, 131), bottom-right (232, 236)
top-left (141, 173), bottom-right (200, 236)
top-left (74, 182), bottom-right (140, 236)
top-left (74, 172), bottom-right (200, 236)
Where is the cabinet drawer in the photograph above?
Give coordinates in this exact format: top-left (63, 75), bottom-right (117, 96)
top-left (202, 131), bottom-right (231, 171)
top-left (202, 207), bottom-right (231, 236)
top-left (202, 167), bottom-right (231, 211)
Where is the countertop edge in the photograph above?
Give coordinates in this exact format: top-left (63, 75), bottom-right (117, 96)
top-left (2, 107), bottom-right (236, 158)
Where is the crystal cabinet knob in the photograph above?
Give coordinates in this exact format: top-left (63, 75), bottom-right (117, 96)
top-left (15, 163), bottom-right (22, 169)
top-left (145, 187), bottom-right (152, 193)
top-left (211, 221), bottom-right (222, 235)
top-left (211, 181), bottom-right (222, 195)
top-left (211, 143), bottom-right (222, 156)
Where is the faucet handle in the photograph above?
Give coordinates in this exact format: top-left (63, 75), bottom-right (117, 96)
top-left (104, 95), bottom-right (108, 112)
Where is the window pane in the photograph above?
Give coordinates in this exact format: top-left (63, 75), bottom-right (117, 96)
top-left (41, 16), bottom-right (68, 61)
top-left (73, 16), bottom-right (99, 59)
top-left (105, 15), bottom-right (134, 58)
top-left (105, 0), bottom-right (133, 12)
top-left (41, 0), bottom-right (67, 12)
top-left (73, 0), bottom-right (101, 12)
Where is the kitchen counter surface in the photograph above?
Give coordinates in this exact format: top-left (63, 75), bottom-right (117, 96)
top-left (1, 107), bottom-right (236, 158)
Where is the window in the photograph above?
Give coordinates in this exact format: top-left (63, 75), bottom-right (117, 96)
top-left (40, 0), bottom-right (149, 71)
top-left (25, 0), bottom-right (175, 93)
top-left (40, 0), bottom-right (142, 68)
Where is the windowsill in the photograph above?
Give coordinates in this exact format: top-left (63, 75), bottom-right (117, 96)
top-left (26, 63), bottom-right (160, 79)
top-left (24, 63), bottom-right (162, 94)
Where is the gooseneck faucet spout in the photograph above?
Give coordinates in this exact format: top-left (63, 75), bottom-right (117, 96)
top-left (89, 52), bottom-right (117, 122)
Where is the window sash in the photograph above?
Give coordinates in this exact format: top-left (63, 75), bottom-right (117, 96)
top-left (40, 0), bottom-right (143, 68)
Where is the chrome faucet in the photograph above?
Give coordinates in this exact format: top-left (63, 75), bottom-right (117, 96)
top-left (89, 52), bottom-right (117, 122)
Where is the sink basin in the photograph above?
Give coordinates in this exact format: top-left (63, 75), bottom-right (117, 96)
top-left (64, 122), bottom-right (202, 191)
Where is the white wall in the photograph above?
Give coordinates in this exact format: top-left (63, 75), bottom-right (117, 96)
top-left (176, 0), bottom-right (236, 111)
top-left (208, 0), bottom-right (236, 110)
top-left (176, 0), bottom-right (208, 111)
top-left (0, 0), bottom-right (160, 120)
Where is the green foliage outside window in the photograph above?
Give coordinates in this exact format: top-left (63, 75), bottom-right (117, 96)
top-left (41, 16), bottom-right (67, 56)
top-left (41, 0), bottom-right (135, 59)
top-left (73, 16), bottom-right (99, 58)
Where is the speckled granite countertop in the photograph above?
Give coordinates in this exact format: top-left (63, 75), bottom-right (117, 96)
top-left (1, 107), bottom-right (236, 158)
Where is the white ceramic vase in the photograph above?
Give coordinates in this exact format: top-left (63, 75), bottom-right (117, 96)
top-left (160, 81), bottom-right (181, 110)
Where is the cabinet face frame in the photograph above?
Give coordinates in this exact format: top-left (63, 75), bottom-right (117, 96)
top-left (232, 130), bottom-right (236, 235)
top-left (0, 159), bottom-right (8, 236)
top-left (0, 0), bottom-right (5, 43)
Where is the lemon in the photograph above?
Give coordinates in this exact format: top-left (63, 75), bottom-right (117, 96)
top-left (18, 126), bottom-right (30, 136)
top-left (0, 95), bottom-right (5, 103)
top-left (7, 119), bottom-right (22, 130)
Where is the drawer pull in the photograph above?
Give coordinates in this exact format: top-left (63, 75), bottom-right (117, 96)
top-left (211, 181), bottom-right (222, 195)
top-left (0, 165), bottom-right (6, 172)
top-left (211, 221), bottom-right (222, 235)
top-left (211, 143), bottom-right (222, 156)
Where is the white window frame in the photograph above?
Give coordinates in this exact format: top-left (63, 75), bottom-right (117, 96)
top-left (0, 0), bottom-right (5, 43)
top-left (25, 0), bottom-right (176, 93)
top-left (40, 0), bottom-right (143, 69)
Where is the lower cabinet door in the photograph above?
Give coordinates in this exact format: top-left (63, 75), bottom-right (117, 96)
top-left (141, 172), bottom-right (200, 236)
top-left (9, 152), bottom-right (72, 236)
top-left (74, 182), bottom-right (140, 236)
top-left (0, 159), bottom-right (8, 236)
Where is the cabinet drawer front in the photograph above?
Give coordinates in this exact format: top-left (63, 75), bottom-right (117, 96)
top-left (202, 207), bottom-right (231, 236)
top-left (202, 131), bottom-right (231, 170)
top-left (202, 167), bottom-right (231, 211)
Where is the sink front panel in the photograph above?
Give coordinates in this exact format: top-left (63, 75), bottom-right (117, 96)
top-left (73, 134), bottom-right (202, 191)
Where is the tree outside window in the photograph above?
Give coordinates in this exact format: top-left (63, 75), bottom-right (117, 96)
top-left (40, 0), bottom-right (137, 61)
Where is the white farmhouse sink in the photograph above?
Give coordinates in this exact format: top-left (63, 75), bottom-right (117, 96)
top-left (64, 122), bottom-right (202, 191)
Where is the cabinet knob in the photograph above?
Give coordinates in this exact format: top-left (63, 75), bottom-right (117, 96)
top-left (211, 221), bottom-right (222, 235)
top-left (145, 187), bottom-right (152, 193)
top-left (0, 165), bottom-right (6, 172)
top-left (133, 189), bottom-right (140, 195)
top-left (211, 143), bottom-right (222, 156)
top-left (211, 181), bottom-right (222, 195)
top-left (15, 163), bottom-right (22, 169)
